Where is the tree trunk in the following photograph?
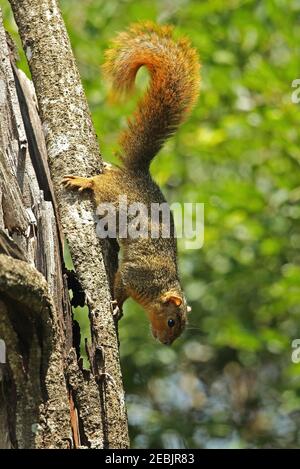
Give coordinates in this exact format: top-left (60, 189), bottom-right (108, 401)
top-left (0, 2), bottom-right (129, 449)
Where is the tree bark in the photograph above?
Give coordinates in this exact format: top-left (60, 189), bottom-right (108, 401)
top-left (0, 2), bottom-right (129, 448)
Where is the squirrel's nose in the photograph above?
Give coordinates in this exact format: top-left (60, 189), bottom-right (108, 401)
top-left (163, 338), bottom-right (172, 346)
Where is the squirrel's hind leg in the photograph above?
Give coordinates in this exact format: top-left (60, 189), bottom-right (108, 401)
top-left (62, 163), bottom-right (116, 195)
top-left (62, 175), bottom-right (95, 192)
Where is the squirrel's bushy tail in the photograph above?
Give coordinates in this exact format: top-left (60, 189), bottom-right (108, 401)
top-left (103, 22), bottom-right (200, 172)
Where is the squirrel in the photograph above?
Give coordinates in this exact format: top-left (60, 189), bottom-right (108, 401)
top-left (63, 22), bottom-right (200, 345)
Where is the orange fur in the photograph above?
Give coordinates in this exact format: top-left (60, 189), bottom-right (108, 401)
top-left (103, 21), bottom-right (200, 171)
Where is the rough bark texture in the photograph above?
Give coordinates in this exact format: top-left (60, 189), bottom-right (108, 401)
top-left (0, 255), bottom-right (71, 448)
top-left (0, 2), bottom-right (129, 449)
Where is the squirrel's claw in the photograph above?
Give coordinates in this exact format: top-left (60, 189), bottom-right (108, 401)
top-left (61, 175), bottom-right (93, 192)
top-left (111, 299), bottom-right (123, 322)
top-left (61, 175), bottom-right (77, 188)
top-left (102, 161), bottom-right (113, 171)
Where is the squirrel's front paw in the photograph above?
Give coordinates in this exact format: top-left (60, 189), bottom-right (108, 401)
top-left (62, 175), bottom-right (93, 192)
top-left (111, 299), bottom-right (123, 322)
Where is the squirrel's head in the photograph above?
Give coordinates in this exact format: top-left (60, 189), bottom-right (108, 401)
top-left (147, 291), bottom-right (191, 345)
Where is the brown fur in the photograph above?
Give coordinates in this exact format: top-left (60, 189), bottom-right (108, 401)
top-left (63, 22), bottom-right (200, 344)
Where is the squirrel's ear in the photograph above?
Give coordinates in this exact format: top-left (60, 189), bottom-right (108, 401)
top-left (162, 293), bottom-right (182, 307)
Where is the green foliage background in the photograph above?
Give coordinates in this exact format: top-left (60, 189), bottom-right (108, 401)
top-left (2, 0), bottom-right (300, 448)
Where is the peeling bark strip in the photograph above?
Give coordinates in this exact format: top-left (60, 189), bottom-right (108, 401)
top-left (0, 0), bottom-right (129, 448)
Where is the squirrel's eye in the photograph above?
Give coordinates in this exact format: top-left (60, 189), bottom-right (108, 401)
top-left (168, 318), bottom-right (175, 328)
